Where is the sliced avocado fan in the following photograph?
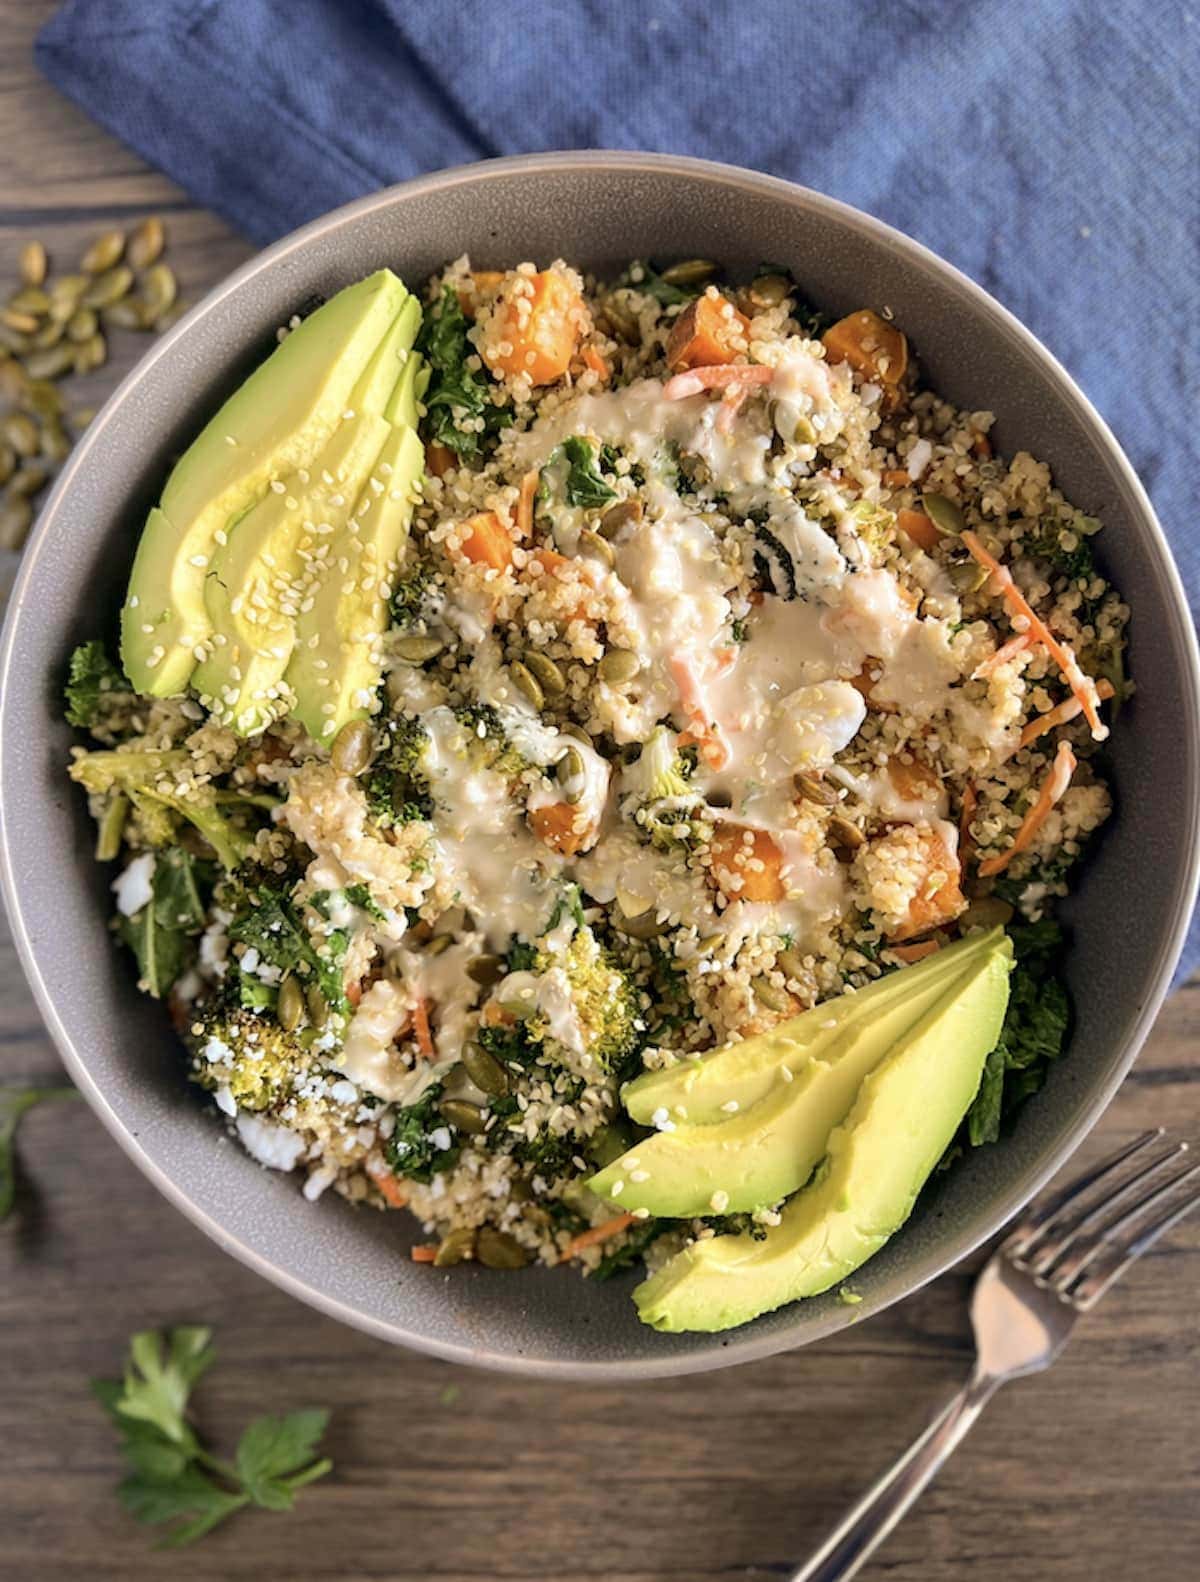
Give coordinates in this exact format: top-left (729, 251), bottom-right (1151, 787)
top-left (588, 929), bottom-right (1006, 1218)
top-left (633, 933), bottom-right (1013, 1334)
top-left (120, 269), bottom-right (411, 697)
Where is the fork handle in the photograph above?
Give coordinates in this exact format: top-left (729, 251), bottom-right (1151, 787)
top-left (790, 1370), bottom-right (1000, 1582)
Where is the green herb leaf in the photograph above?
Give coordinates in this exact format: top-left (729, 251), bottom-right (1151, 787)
top-left (115, 1327), bottom-right (215, 1445)
top-left (117, 847), bottom-right (210, 999)
top-left (119, 1465), bottom-right (248, 1547)
top-left (560, 436), bottom-right (618, 508)
top-left (0, 1084), bottom-right (79, 1221)
top-left (235, 1410), bottom-right (332, 1510)
top-left (64, 640), bottom-right (126, 729)
top-left (384, 1083), bottom-right (458, 1183)
top-left (227, 881), bottom-right (346, 1016)
top-left (418, 285), bottom-right (511, 461)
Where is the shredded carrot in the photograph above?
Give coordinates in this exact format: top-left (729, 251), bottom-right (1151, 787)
top-left (891, 939), bottom-right (941, 964)
top-left (668, 655), bottom-right (731, 769)
top-left (516, 469), bottom-right (539, 538)
top-left (1018, 678), bottom-right (1115, 749)
top-left (962, 531), bottom-right (1107, 739)
top-left (971, 633), bottom-right (1032, 679)
top-left (410, 1244), bottom-right (439, 1263)
top-left (581, 344), bottom-right (611, 381)
top-left (663, 363), bottom-right (775, 400)
top-left (978, 740), bottom-right (1077, 877)
top-left (560, 1212), bottom-right (636, 1261)
top-left (411, 997), bottom-right (435, 1060)
top-left (368, 1164), bottom-right (409, 1210)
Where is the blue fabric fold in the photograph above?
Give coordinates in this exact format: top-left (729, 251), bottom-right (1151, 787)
top-left (34, 0), bottom-right (1200, 980)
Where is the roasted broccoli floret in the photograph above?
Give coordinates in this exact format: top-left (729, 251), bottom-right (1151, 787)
top-left (539, 924), bottom-right (643, 1075)
top-left (619, 727), bottom-right (709, 853)
top-left (69, 746), bottom-right (268, 870)
top-left (363, 714), bottom-right (433, 828)
top-left (453, 702), bottom-right (528, 778)
top-left (183, 992), bottom-right (310, 1113)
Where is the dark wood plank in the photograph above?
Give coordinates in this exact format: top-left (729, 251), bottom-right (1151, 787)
top-left (1, 4), bottom-right (1197, 1578)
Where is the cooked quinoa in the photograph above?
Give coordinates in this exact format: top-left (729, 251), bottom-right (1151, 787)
top-left (65, 255), bottom-right (1128, 1278)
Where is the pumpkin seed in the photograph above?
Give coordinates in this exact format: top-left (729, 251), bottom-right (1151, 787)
top-left (305, 983), bottom-right (329, 1028)
top-left (142, 263), bottom-right (178, 318)
top-left (0, 442), bottom-right (14, 486)
top-left (950, 560), bottom-right (988, 594)
top-left (560, 722), bottom-right (593, 746)
top-left (0, 497), bottom-right (32, 550)
top-left (393, 633), bottom-right (444, 664)
top-left (598, 498), bottom-right (642, 539)
top-left (330, 717), bottom-right (373, 775)
top-left (277, 975), bottom-right (305, 1032)
top-left (94, 794), bottom-right (129, 862)
top-left (555, 744), bottom-right (586, 804)
top-left (82, 266), bottom-right (133, 309)
top-left (578, 527), bottom-right (615, 568)
top-left (613, 904), bottom-right (667, 940)
top-left (9, 465), bottom-right (48, 498)
top-left (522, 649), bottom-right (566, 697)
top-left (1, 308), bottom-right (40, 335)
top-left (127, 216), bottom-right (165, 270)
top-left (440, 1098), bottom-right (488, 1135)
top-left (961, 895), bottom-right (1014, 930)
top-left (752, 975), bottom-right (789, 1012)
top-left (598, 647), bottom-right (640, 685)
top-left (466, 953), bottom-right (505, 988)
top-left (152, 301), bottom-right (186, 333)
top-left (2, 412), bottom-right (39, 457)
top-left (102, 298), bottom-right (151, 332)
top-left (599, 293), bottom-right (638, 342)
top-left (509, 659), bottom-right (544, 711)
top-left (66, 307), bottom-right (98, 343)
top-left (462, 1042), bottom-right (509, 1097)
top-left (660, 258), bottom-right (718, 286)
top-left (0, 324), bottom-right (32, 356)
top-left (21, 379), bottom-right (62, 419)
top-left (745, 272), bottom-right (791, 309)
top-left (40, 422), bottom-right (70, 463)
top-left (70, 406), bottom-right (96, 430)
top-left (425, 932), bottom-right (453, 957)
top-left (31, 318), bottom-right (66, 350)
top-left (921, 492), bottom-right (965, 536)
top-left (80, 230), bottom-right (125, 274)
top-left (696, 932), bottom-right (724, 955)
top-left (476, 1225), bottom-right (531, 1269)
top-left (19, 241), bottom-right (47, 288)
top-left (24, 343), bottom-right (75, 381)
top-left (498, 991), bottom-right (537, 1020)
top-left (434, 1226), bottom-right (476, 1267)
top-left (793, 771), bottom-right (839, 807)
top-left (828, 813), bottom-right (864, 856)
top-left (73, 332), bottom-right (108, 374)
top-left (9, 286), bottom-right (49, 315)
top-left (0, 359), bottom-right (27, 400)
top-left (776, 947), bottom-right (808, 982)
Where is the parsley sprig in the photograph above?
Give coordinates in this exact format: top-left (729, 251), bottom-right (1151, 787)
top-left (1, 1083), bottom-right (80, 1220)
top-left (92, 1327), bottom-right (332, 1548)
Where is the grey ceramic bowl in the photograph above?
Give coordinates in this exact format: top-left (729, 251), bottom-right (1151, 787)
top-left (2, 153), bottom-right (1198, 1378)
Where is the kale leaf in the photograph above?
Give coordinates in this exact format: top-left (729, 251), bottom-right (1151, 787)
top-left (118, 847), bottom-right (211, 999)
top-left (417, 285), bottom-right (511, 462)
top-left (227, 880), bottom-right (347, 1016)
top-left (591, 1216), bottom-right (664, 1281)
top-left (64, 640), bottom-right (126, 729)
top-left (384, 1084), bottom-right (458, 1183)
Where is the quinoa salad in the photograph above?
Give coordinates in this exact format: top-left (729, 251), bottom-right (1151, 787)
top-left (64, 254), bottom-right (1128, 1325)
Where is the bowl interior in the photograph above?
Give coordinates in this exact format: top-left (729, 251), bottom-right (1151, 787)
top-left (2, 155), bottom-right (1197, 1378)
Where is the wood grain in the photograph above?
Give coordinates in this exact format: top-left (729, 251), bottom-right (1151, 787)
top-left (0, 4), bottom-right (1197, 1578)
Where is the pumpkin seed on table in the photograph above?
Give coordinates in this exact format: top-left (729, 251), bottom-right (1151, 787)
top-left (509, 658), bottom-right (544, 710)
top-left (24, 343), bottom-right (75, 381)
top-left (9, 465), bottom-right (48, 497)
top-left (40, 423), bottom-right (70, 463)
top-left (475, 1225), bottom-right (531, 1270)
top-left (330, 717), bottom-right (373, 774)
top-left (48, 274), bottom-right (88, 319)
top-left (32, 318), bottom-right (67, 350)
top-left (521, 648), bottom-right (566, 697)
top-left (0, 359), bottom-right (26, 400)
top-left (277, 975), bottom-right (305, 1032)
top-left (1, 308), bottom-right (40, 335)
top-left (82, 265), bottom-right (133, 310)
top-left (434, 1226), bottom-right (476, 1267)
top-left (0, 497), bottom-right (32, 550)
top-left (21, 379), bottom-right (62, 418)
top-left (752, 975), bottom-right (789, 1013)
top-left (101, 298), bottom-right (150, 332)
top-left (9, 285), bottom-right (49, 315)
top-left (461, 1042), bottom-right (509, 1097)
top-left (66, 307), bottom-right (98, 343)
top-left (921, 492), bottom-right (965, 536)
top-left (141, 263), bottom-right (178, 318)
top-left (19, 241), bottom-right (47, 288)
top-left (73, 332), bottom-right (108, 375)
top-left (0, 442), bottom-right (14, 486)
top-left (2, 412), bottom-right (39, 457)
top-left (80, 229), bottom-right (125, 274)
top-left (660, 258), bottom-right (718, 286)
top-left (440, 1097), bottom-right (488, 1135)
top-left (0, 324), bottom-right (32, 356)
top-left (127, 216), bottom-right (165, 270)
top-left (598, 646), bottom-right (640, 684)
top-left (393, 632), bottom-right (444, 664)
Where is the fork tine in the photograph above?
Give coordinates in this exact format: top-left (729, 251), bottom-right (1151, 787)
top-left (1044, 1159), bottom-right (1200, 1294)
top-left (1023, 1139), bottom-right (1189, 1276)
top-left (1003, 1129), bottom-right (1164, 1256)
top-left (1067, 1174), bottom-right (1200, 1311)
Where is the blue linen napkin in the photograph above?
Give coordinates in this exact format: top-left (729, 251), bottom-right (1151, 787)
top-left (35, 0), bottom-right (1200, 981)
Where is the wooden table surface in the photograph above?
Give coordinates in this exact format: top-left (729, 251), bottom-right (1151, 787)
top-left (1, 5), bottom-right (1197, 1578)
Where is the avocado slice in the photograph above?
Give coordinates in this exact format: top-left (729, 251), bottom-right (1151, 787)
top-left (285, 353), bottom-right (426, 741)
top-left (589, 932), bottom-right (1003, 1217)
top-left (633, 935), bottom-right (1013, 1332)
top-left (121, 269), bottom-right (410, 697)
top-left (622, 930), bottom-right (1000, 1127)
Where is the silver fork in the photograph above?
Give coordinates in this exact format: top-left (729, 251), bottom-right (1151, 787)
top-left (792, 1129), bottom-right (1200, 1582)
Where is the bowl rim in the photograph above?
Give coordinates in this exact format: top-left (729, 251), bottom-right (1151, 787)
top-left (3, 149), bottom-right (1199, 1379)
